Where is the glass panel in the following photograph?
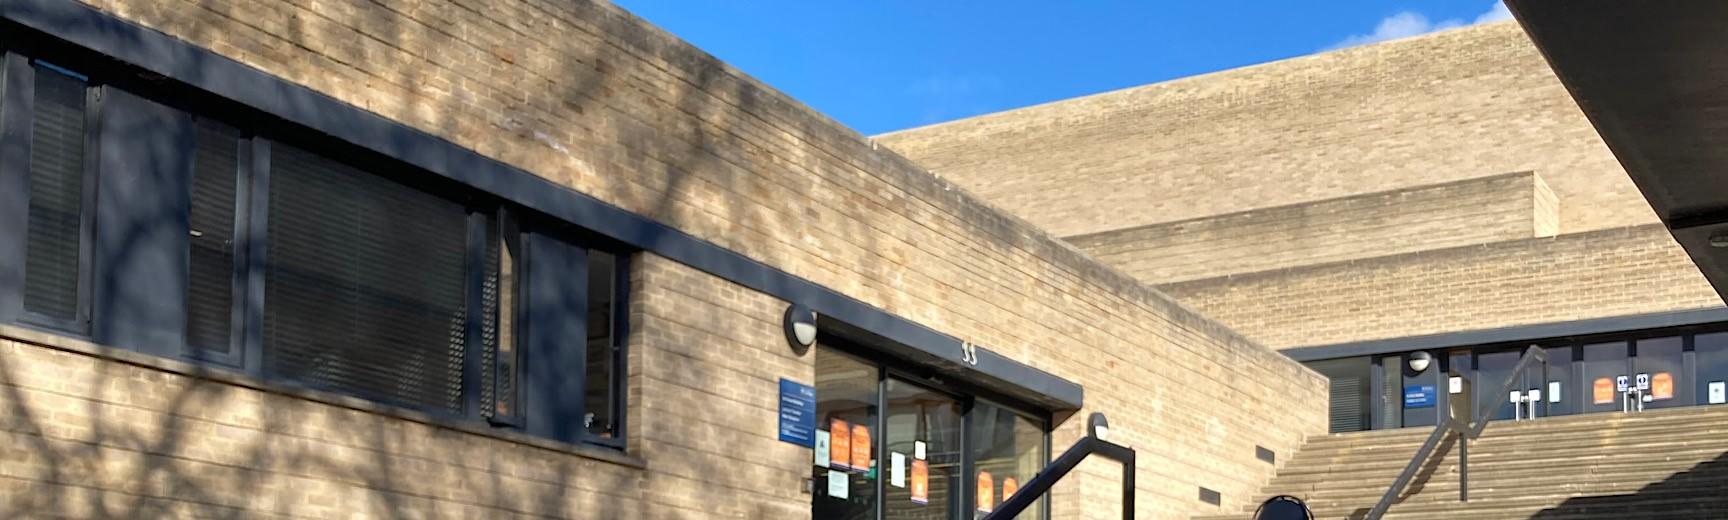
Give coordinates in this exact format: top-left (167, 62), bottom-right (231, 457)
top-left (584, 250), bottom-right (618, 438)
top-left (23, 64), bottom-right (87, 324)
top-left (1474, 349), bottom-right (1520, 421)
top-left (1634, 337), bottom-right (1686, 408)
top-left (263, 144), bottom-right (470, 414)
top-left (1543, 346), bottom-right (1574, 417)
top-left (971, 401), bottom-right (1045, 519)
top-left (185, 120), bottom-right (241, 354)
top-left (1579, 341), bottom-right (1630, 414)
top-left (481, 214), bottom-right (520, 420)
top-left (884, 377), bottom-right (962, 520)
top-left (1697, 333), bottom-right (1728, 406)
top-left (1378, 355), bottom-right (1401, 429)
top-left (813, 347), bottom-right (878, 520)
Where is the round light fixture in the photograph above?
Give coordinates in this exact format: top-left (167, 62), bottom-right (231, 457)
top-left (783, 304), bottom-right (818, 355)
top-left (1408, 351), bottom-right (1433, 373)
top-left (1711, 231), bottom-right (1728, 248)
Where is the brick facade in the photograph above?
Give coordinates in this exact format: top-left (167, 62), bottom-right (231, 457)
top-left (1161, 225), bottom-right (1721, 349)
top-left (878, 22), bottom-right (1634, 238)
top-left (0, 1), bottom-right (1329, 519)
top-left (1066, 172), bottom-right (1556, 284)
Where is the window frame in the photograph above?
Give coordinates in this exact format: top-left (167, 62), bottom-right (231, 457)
top-left (0, 43), bottom-right (638, 451)
top-left (15, 59), bottom-right (99, 336)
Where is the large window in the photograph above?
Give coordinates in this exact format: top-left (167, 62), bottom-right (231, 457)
top-left (0, 51), bottom-right (632, 448)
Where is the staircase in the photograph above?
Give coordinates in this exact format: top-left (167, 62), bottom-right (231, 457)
top-left (1196, 405), bottom-right (1728, 519)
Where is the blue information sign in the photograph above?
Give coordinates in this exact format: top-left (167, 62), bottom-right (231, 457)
top-left (1404, 384), bottom-right (1437, 408)
top-left (778, 378), bottom-right (817, 446)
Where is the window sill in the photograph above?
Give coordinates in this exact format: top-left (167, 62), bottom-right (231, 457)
top-left (0, 323), bottom-right (646, 470)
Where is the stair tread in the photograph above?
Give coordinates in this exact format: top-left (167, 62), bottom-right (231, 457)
top-left (1224, 407), bottom-right (1728, 519)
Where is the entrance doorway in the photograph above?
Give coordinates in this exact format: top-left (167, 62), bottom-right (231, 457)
top-left (1578, 338), bottom-right (1688, 414)
top-left (810, 345), bottom-right (1050, 520)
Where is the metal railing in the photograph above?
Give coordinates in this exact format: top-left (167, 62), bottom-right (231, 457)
top-left (1364, 345), bottom-right (1548, 520)
top-left (984, 413), bottom-right (1135, 520)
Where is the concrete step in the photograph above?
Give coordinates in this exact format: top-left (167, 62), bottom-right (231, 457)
top-left (1210, 406), bottom-right (1728, 519)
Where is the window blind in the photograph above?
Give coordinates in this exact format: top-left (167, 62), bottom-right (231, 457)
top-left (263, 144), bottom-right (470, 413)
top-left (23, 66), bottom-right (87, 323)
top-left (186, 120), bottom-right (240, 354)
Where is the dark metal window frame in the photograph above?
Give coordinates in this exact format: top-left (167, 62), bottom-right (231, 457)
top-left (0, 42), bottom-right (638, 451)
top-left (14, 57), bottom-right (98, 336)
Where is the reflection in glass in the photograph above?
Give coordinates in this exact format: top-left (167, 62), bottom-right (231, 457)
top-left (972, 401), bottom-right (1047, 519)
top-left (885, 378), bottom-right (962, 520)
top-left (813, 348), bottom-right (878, 520)
top-left (1635, 337), bottom-right (1685, 408)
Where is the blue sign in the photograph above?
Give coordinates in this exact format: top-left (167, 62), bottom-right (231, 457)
top-left (1404, 384), bottom-right (1437, 408)
top-left (778, 378), bottom-right (817, 446)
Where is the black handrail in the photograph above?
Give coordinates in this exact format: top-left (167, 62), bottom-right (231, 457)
top-left (1364, 345), bottom-right (1547, 519)
top-left (984, 414), bottom-right (1135, 519)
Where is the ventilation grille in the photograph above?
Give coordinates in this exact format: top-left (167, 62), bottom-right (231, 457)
top-left (1329, 375), bottom-right (1367, 433)
top-left (263, 144), bottom-right (469, 414)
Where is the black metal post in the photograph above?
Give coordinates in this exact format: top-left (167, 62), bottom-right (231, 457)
top-left (1459, 434), bottom-right (1468, 502)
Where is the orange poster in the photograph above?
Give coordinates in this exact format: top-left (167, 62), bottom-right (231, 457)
top-left (1592, 378), bottom-right (1614, 404)
top-left (829, 419), bottom-right (851, 470)
top-left (1653, 372), bottom-right (1675, 400)
top-left (977, 471), bottom-right (994, 512)
top-left (850, 423), bottom-right (871, 473)
top-left (910, 459), bottom-right (929, 505)
top-left (1002, 477), bottom-right (1019, 503)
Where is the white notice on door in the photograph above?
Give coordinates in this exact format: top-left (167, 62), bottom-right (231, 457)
top-left (1448, 376), bottom-right (1463, 394)
top-left (828, 470), bottom-right (849, 499)
top-left (814, 430), bottom-right (831, 468)
top-left (890, 452), bottom-right (907, 488)
top-left (1548, 381), bottom-right (1562, 403)
top-left (1710, 381), bottom-right (1726, 405)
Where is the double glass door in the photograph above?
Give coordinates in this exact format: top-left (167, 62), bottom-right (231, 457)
top-left (811, 346), bottom-right (1048, 520)
top-left (1578, 338), bottom-right (1687, 413)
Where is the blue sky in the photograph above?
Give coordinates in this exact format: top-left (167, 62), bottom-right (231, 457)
top-left (612, 1), bottom-right (1513, 135)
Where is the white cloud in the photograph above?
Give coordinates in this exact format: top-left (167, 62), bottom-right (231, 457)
top-left (1326, 2), bottom-right (1511, 50)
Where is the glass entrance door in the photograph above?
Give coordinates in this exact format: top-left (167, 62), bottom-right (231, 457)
top-left (811, 343), bottom-right (1051, 520)
top-left (1577, 338), bottom-right (1689, 415)
top-left (883, 377), bottom-right (963, 520)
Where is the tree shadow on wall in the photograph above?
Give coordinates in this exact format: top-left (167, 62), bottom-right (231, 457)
top-left (1527, 451), bottom-right (1728, 518)
top-left (0, 0), bottom-right (875, 516)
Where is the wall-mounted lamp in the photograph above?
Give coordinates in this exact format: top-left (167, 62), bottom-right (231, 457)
top-left (1711, 230), bottom-right (1728, 248)
top-left (1407, 351), bottom-right (1433, 373)
top-left (783, 304), bottom-right (818, 356)
top-left (1088, 412), bottom-right (1110, 441)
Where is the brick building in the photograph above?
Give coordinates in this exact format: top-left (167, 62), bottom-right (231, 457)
top-left (0, 2), bottom-right (1716, 520)
top-left (882, 21), bottom-right (1728, 435)
top-left (0, 0), bottom-right (1326, 519)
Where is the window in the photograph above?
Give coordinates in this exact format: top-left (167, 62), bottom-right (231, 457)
top-left (0, 48), bottom-right (632, 448)
top-left (972, 401), bottom-right (1047, 519)
top-left (185, 120), bottom-right (242, 355)
top-left (263, 143), bottom-right (472, 414)
top-left (22, 62), bottom-right (91, 329)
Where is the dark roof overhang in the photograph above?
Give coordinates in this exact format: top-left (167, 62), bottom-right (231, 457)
top-left (1508, 1), bottom-right (1728, 303)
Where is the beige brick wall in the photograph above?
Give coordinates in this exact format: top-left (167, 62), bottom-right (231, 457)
top-left (1161, 225), bottom-right (1723, 349)
top-left (0, 1), bottom-right (1332, 518)
top-left (877, 22), bottom-right (1636, 238)
top-left (1066, 172), bottom-right (1555, 284)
